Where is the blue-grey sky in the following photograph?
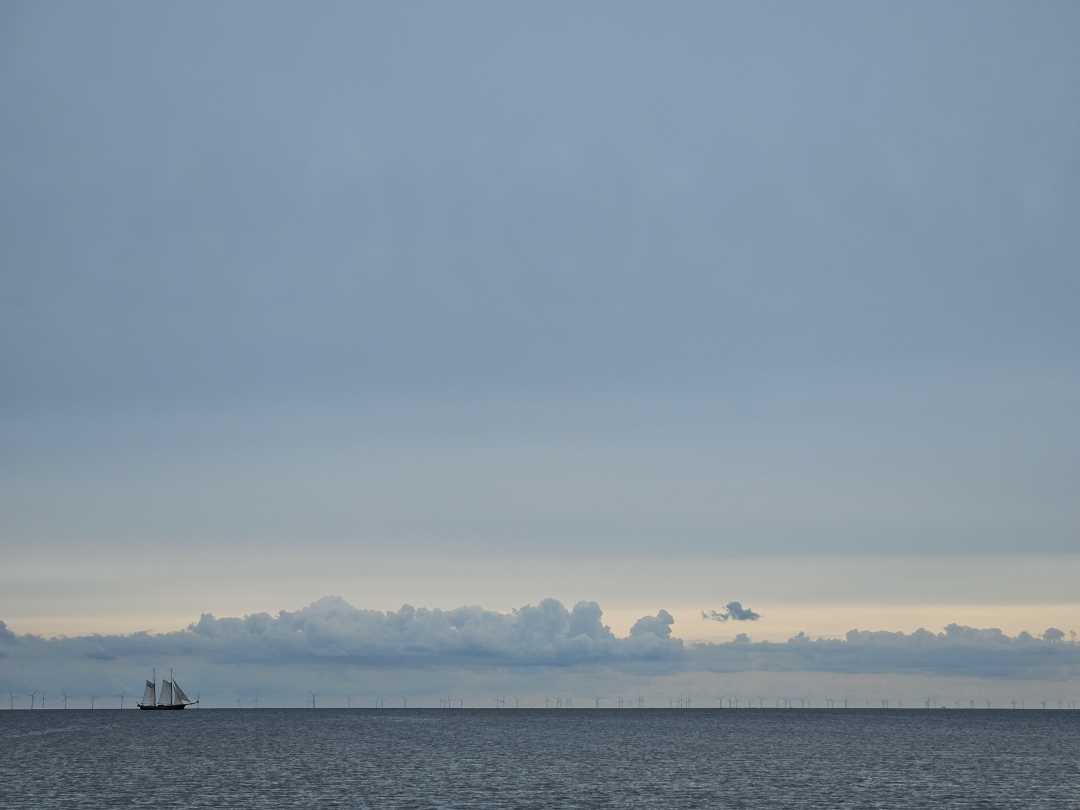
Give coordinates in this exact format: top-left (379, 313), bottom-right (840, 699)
top-left (2, 2), bottom-right (1079, 644)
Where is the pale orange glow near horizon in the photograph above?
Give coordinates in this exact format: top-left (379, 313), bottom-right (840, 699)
top-left (10, 601), bottom-right (1080, 643)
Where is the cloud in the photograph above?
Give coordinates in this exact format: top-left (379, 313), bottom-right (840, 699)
top-left (685, 623), bottom-right (1080, 680)
top-left (1, 597), bottom-right (682, 670)
top-left (703, 601), bottom-right (762, 622)
top-left (1, 599), bottom-right (1078, 702)
top-left (629, 609), bottom-right (675, 639)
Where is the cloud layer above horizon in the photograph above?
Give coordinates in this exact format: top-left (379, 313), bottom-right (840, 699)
top-left (3, 597), bottom-right (1077, 702)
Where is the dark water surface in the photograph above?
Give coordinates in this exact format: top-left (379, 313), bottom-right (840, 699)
top-left (2, 709), bottom-right (1079, 808)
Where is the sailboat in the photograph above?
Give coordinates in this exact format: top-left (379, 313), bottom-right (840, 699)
top-left (137, 669), bottom-right (199, 710)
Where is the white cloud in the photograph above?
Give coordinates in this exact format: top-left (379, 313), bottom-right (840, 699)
top-left (1, 599), bottom-right (1078, 702)
top-left (1, 597), bottom-right (682, 669)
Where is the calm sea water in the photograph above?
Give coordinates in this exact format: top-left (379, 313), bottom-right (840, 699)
top-left (2, 709), bottom-right (1079, 808)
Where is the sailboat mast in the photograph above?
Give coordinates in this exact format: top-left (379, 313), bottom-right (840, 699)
top-left (138, 666), bottom-right (196, 710)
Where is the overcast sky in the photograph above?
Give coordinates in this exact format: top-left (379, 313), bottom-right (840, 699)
top-left (2, 1), bottom-right (1078, 661)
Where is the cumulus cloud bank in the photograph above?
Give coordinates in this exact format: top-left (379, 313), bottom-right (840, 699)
top-left (690, 624), bottom-right (1080, 680)
top-left (1, 599), bottom-right (1078, 700)
top-left (1, 597), bottom-right (681, 670)
top-left (703, 602), bottom-right (762, 622)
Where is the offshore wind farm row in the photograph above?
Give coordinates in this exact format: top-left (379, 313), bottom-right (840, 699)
top-left (7, 691), bottom-right (1079, 711)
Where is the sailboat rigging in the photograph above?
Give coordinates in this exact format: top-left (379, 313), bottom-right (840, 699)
top-left (137, 668), bottom-right (199, 710)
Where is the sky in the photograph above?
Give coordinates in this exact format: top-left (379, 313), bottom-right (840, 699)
top-left (2, 1), bottom-right (1079, 701)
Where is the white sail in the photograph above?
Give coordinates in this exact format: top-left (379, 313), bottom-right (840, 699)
top-left (173, 681), bottom-right (190, 704)
top-left (160, 679), bottom-right (174, 706)
top-left (142, 680), bottom-right (156, 706)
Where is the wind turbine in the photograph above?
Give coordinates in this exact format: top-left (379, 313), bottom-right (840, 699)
top-left (119, 692), bottom-right (126, 710)
top-left (28, 692), bottom-right (36, 710)
top-left (310, 692), bottom-right (317, 710)
top-left (90, 695), bottom-right (96, 711)
top-left (63, 692), bottom-right (69, 710)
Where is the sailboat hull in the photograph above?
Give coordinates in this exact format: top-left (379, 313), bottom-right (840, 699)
top-left (138, 670), bottom-right (197, 709)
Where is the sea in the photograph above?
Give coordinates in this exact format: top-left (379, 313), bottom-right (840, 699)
top-left (2, 709), bottom-right (1078, 808)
